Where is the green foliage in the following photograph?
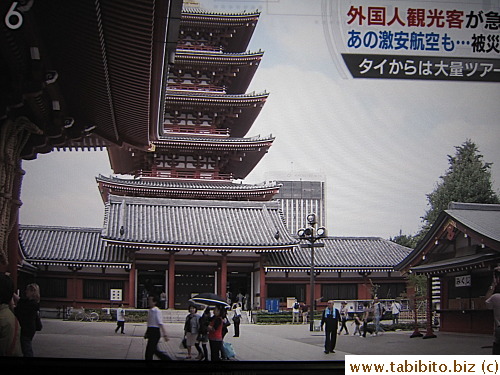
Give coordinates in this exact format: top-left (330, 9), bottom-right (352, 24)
top-left (254, 311), bottom-right (322, 324)
top-left (407, 274), bottom-right (427, 298)
top-left (390, 233), bottom-right (418, 249)
top-left (422, 140), bottom-right (499, 229)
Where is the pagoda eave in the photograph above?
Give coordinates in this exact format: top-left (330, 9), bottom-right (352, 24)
top-left (152, 137), bottom-right (274, 150)
top-left (96, 176), bottom-right (280, 202)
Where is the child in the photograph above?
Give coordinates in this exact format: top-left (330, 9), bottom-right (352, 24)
top-left (352, 313), bottom-right (362, 336)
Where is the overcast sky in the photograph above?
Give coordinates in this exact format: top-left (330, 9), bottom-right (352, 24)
top-left (20, 0), bottom-right (500, 239)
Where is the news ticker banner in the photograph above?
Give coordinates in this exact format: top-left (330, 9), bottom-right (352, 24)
top-left (324, 1), bottom-right (500, 81)
top-left (346, 355), bottom-right (499, 375)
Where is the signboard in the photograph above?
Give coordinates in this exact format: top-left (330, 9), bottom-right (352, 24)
top-left (110, 289), bottom-right (123, 301)
top-left (324, 1), bottom-right (500, 81)
top-left (266, 298), bottom-right (280, 313)
top-left (455, 275), bottom-right (471, 287)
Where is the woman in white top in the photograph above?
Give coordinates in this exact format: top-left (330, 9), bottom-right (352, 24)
top-left (144, 295), bottom-right (170, 360)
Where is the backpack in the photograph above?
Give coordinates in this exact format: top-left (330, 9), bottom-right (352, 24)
top-left (293, 302), bottom-right (299, 309)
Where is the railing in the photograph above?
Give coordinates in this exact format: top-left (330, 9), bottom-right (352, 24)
top-left (164, 125), bottom-right (230, 137)
top-left (136, 170), bottom-right (234, 181)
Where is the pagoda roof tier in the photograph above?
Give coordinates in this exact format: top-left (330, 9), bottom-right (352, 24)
top-left (96, 175), bottom-right (280, 202)
top-left (153, 134), bottom-right (274, 149)
top-left (180, 8), bottom-right (260, 53)
top-left (102, 195), bottom-right (298, 252)
top-left (152, 135), bottom-right (274, 179)
top-left (106, 134), bottom-right (273, 178)
top-left (162, 90), bottom-right (268, 138)
top-left (170, 50), bottom-right (264, 94)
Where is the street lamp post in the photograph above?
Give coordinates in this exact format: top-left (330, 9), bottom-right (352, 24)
top-left (297, 213), bottom-right (326, 332)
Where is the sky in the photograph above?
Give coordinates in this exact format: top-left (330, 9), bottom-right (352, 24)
top-left (19, 0), bottom-right (500, 239)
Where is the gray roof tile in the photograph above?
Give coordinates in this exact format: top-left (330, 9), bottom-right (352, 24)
top-left (102, 195), bottom-right (298, 251)
top-left (266, 237), bottom-right (412, 272)
top-left (446, 202), bottom-right (500, 243)
top-left (19, 225), bottom-right (130, 268)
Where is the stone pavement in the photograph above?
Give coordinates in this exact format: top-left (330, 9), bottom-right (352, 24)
top-left (5, 319), bottom-right (495, 374)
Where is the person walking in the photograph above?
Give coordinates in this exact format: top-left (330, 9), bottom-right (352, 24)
top-left (0, 273), bottom-right (22, 357)
top-left (184, 304), bottom-right (201, 360)
top-left (115, 303), bottom-right (125, 334)
top-left (391, 299), bottom-right (402, 325)
top-left (301, 303), bottom-right (309, 324)
top-left (207, 305), bottom-right (224, 361)
top-left (292, 300), bottom-right (300, 324)
top-left (196, 306), bottom-right (210, 361)
top-left (362, 301), bottom-right (371, 337)
top-left (352, 313), bottom-right (362, 336)
top-left (144, 295), bottom-right (170, 360)
top-left (320, 300), bottom-right (340, 354)
top-left (338, 301), bottom-right (349, 335)
top-left (232, 303), bottom-right (242, 337)
top-left (14, 283), bottom-right (41, 357)
top-left (373, 297), bottom-right (385, 335)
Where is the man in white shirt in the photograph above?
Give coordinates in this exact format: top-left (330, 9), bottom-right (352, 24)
top-left (115, 303), bottom-right (125, 334)
top-left (485, 267), bottom-right (500, 355)
top-left (145, 295), bottom-right (170, 360)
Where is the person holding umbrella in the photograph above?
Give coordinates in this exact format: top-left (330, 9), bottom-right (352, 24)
top-left (207, 305), bottom-right (225, 361)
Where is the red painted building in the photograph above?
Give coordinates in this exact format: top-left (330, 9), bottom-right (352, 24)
top-left (397, 202), bottom-right (500, 335)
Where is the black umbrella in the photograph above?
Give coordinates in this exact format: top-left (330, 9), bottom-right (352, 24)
top-left (190, 293), bottom-right (230, 308)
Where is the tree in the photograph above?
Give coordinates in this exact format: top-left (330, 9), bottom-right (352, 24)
top-left (421, 139), bottom-right (499, 235)
top-left (390, 232), bottom-right (418, 249)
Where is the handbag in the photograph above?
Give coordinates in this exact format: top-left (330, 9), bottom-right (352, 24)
top-left (35, 310), bottom-right (43, 331)
top-left (222, 341), bottom-right (235, 359)
top-left (180, 337), bottom-right (187, 349)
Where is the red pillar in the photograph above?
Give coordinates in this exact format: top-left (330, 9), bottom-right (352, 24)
top-left (424, 275), bottom-right (437, 339)
top-left (128, 263), bottom-right (136, 308)
top-left (259, 256), bottom-right (266, 310)
top-left (220, 253), bottom-right (228, 298)
top-left (168, 252), bottom-right (175, 309)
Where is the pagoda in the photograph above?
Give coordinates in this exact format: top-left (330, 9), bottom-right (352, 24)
top-left (97, 7), bottom-right (279, 201)
top-left (96, 5), bottom-right (297, 309)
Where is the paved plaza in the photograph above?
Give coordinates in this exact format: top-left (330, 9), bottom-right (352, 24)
top-left (29, 319), bottom-right (493, 360)
top-left (4, 318), bottom-right (492, 374)
top-left (7, 319), bottom-right (492, 368)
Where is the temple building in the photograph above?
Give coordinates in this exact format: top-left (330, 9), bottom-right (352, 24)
top-left (397, 202), bottom-right (500, 335)
top-left (13, 3), bottom-right (412, 312)
top-left (93, 6), bottom-right (300, 310)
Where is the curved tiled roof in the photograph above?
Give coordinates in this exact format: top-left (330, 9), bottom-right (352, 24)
top-left (102, 195), bottom-right (297, 251)
top-left (446, 202), bottom-right (500, 243)
top-left (266, 237), bottom-right (412, 272)
top-left (175, 50), bottom-right (264, 62)
top-left (96, 175), bottom-right (280, 201)
top-left (182, 7), bottom-right (260, 18)
top-left (153, 134), bottom-right (274, 148)
top-left (19, 225), bottom-right (131, 269)
top-left (97, 175), bottom-right (279, 190)
top-left (396, 202), bottom-right (500, 272)
top-left (165, 89), bottom-right (269, 102)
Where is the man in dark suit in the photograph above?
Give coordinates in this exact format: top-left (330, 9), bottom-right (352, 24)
top-left (320, 300), bottom-right (340, 354)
